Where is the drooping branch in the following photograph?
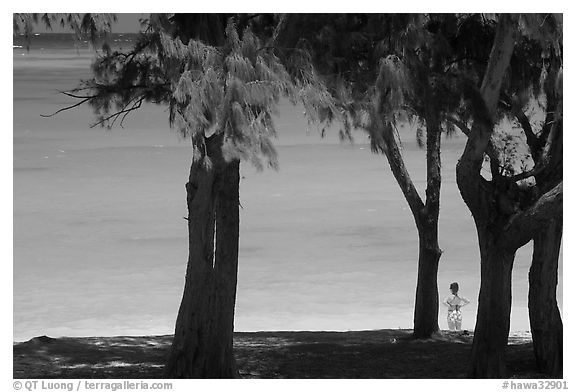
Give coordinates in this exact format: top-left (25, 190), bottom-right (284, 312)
top-left (40, 94), bottom-right (96, 118)
top-left (92, 97), bottom-right (144, 128)
top-left (40, 79), bottom-right (170, 128)
top-left (119, 97), bottom-right (144, 127)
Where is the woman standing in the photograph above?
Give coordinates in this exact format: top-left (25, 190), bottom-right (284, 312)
top-left (443, 282), bottom-right (470, 331)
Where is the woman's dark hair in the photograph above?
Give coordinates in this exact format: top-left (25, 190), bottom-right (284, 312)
top-left (450, 282), bottom-right (459, 293)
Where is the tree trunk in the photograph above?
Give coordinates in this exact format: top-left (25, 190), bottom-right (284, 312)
top-left (413, 223), bottom-right (441, 338)
top-left (164, 134), bottom-right (240, 378)
top-left (413, 113), bottom-right (442, 338)
top-left (371, 105), bottom-right (442, 338)
top-left (456, 15), bottom-right (519, 378)
top-left (375, 117), bottom-right (442, 339)
top-left (528, 100), bottom-right (563, 378)
top-left (469, 230), bottom-right (515, 378)
top-left (529, 218), bottom-right (563, 377)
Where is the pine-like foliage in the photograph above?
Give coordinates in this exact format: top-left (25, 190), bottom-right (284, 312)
top-left (164, 21), bottom-right (299, 170)
top-left (279, 13), bottom-right (561, 193)
top-left (276, 14), bottom-right (496, 150)
top-left (37, 14), bottom-right (337, 170)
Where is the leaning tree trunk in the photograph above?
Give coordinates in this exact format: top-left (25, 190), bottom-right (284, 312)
top-left (164, 133), bottom-right (240, 378)
top-left (469, 228), bottom-right (516, 378)
top-left (528, 218), bottom-right (563, 377)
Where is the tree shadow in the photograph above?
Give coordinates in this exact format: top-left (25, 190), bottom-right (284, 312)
top-left (14, 330), bottom-right (545, 379)
top-left (13, 335), bottom-right (172, 378)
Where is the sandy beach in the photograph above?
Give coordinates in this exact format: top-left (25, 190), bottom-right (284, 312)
top-left (14, 329), bottom-right (542, 379)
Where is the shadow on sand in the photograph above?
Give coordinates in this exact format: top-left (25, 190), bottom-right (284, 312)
top-left (14, 329), bottom-right (541, 379)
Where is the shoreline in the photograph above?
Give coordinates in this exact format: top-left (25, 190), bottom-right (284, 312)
top-left (14, 328), bottom-right (534, 344)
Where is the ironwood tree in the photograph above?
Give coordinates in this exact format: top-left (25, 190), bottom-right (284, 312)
top-left (274, 14), bottom-right (498, 339)
top-left (416, 13), bottom-right (563, 377)
top-left (15, 13), bottom-right (336, 378)
top-left (278, 14), bottom-right (563, 375)
top-left (453, 13), bottom-right (562, 378)
top-left (504, 22), bottom-right (563, 377)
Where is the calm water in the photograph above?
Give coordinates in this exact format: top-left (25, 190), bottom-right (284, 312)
top-left (13, 34), bottom-right (563, 342)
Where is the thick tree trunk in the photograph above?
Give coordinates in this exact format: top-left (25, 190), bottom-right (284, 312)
top-left (460, 180), bottom-right (563, 378)
top-left (456, 15), bottom-right (519, 378)
top-left (528, 101), bottom-right (563, 378)
top-left (469, 230), bottom-right (515, 378)
top-left (164, 134), bottom-right (240, 378)
top-left (529, 218), bottom-right (563, 377)
top-left (413, 224), bottom-right (441, 338)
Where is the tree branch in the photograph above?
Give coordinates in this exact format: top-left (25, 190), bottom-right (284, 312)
top-left (511, 103), bottom-right (562, 184)
top-left (501, 181), bottom-right (562, 250)
top-left (461, 14), bottom-right (517, 164)
top-left (422, 107), bottom-right (441, 224)
top-left (537, 106), bottom-right (561, 167)
top-left (91, 97), bottom-right (144, 128)
top-left (480, 14), bottom-right (518, 120)
top-left (374, 117), bottom-right (425, 223)
top-left (509, 166), bottom-right (545, 182)
top-left (515, 109), bottom-right (539, 153)
top-left (40, 96), bottom-right (95, 118)
top-left (456, 14), bottom-right (517, 211)
top-left (445, 115), bottom-right (472, 137)
top-left (445, 115), bottom-right (502, 172)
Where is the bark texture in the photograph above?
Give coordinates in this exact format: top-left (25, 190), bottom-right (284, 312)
top-left (527, 101), bottom-right (563, 378)
top-left (374, 112), bottom-right (442, 339)
top-left (164, 134), bottom-right (240, 378)
top-left (456, 15), bottom-right (519, 378)
top-left (469, 230), bottom-right (515, 378)
top-left (413, 114), bottom-right (442, 338)
top-left (529, 219), bottom-right (563, 377)
top-left (412, 225), bottom-right (441, 338)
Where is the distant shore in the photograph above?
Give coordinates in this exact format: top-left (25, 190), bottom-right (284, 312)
top-left (14, 329), bottom-right (544, 379)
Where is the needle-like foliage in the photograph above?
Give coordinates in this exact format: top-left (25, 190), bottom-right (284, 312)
top-left (38, 15), bottom-right (338, 170)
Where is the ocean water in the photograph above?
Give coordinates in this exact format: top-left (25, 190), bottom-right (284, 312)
top-left (13, 34), bottom-right (563, 342)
